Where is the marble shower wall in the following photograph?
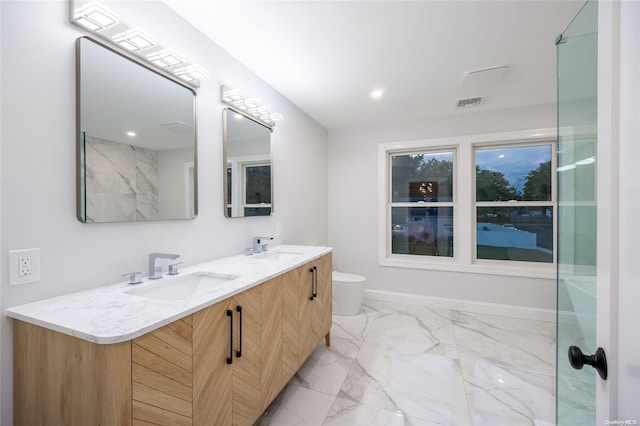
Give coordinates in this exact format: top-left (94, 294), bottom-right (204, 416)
top-left (85, 136), bottom-right (159, 222)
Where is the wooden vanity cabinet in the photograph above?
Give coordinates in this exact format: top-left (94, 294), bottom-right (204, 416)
top-left (312, 254), bottom-right (333, 348)
top-left (260, 276), bottom-right (284, 411)
top-left (13, 320), bottom-right (132, 426)
top-left (283, 254), bottom-right (332, 382)
top-left (192, 298), bottom-right (233, 425)
top-left (13, 253), bottom-right (331, 426)
top-left (193, 275), bottom-right (284, 426)
top-left (131, 315), bottom-right (194, 425)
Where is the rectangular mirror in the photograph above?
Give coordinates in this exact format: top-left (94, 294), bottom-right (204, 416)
top-left (223, 108), bottom-right (273, 217)
top-left (77, 36), bottom-right (197, 223)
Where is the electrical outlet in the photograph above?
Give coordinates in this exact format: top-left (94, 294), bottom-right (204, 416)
top-left (9, 248), bottom-right (41, 286)
top-left (19, 256), bottom-right (32, 277)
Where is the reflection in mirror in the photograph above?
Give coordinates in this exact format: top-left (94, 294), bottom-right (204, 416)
top-left (77, 37), bottom-right (197, 223)
top-left (223, 108), bottom-right (273, 217)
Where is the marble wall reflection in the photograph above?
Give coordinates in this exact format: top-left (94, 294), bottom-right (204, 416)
top-left (85, 136), bottom-right (158, 222)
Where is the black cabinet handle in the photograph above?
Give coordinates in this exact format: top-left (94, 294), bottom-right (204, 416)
top-left (236, 305), bottom-right (243, 358)
top-left (226, 309), bottom-right (233, 365)
top-left (568, 346), bottom-right (607, 380)
top-left (309, 268), bottom-right (315, 300)
top-left (312, 266), bottom-right (318, 298)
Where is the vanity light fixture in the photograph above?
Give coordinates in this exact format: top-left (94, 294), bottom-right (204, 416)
top-left (112, 28), bottom-right (156, 52)
top-left (269, 113), bottom-right (284, 122)
top-left (70, 1), bottom-right (209, 87)
top-left (73, 2), bottom-right (119, 32)
top-left (256, 106), bottom-right (273, 121)
top-left (241, 98), bottom-right (262, 112)
top-left (220, 85), bottom-right (284, 128)
top-left (222, 89), bottom-right (247, 104)
top-left (174, 65), bottom-right (209, 82)
top-left (146, 49), bottom-right (185, 68)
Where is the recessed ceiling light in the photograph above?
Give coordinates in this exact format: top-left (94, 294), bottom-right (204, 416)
top-left (370, 89), bottom-right (384, 99)
top-left (127, 131), bottom-right (136, 137)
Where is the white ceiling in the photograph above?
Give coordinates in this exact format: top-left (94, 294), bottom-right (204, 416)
top-left (162, 0), bottom-right (585, 130)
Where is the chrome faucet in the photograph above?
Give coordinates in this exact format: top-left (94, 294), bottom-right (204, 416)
top-left (148, 253), bottom-right (180, 280)
top-left (252, 236), bottom-right (273, 254)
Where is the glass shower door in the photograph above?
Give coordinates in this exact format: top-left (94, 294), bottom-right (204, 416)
top-left (556, 0), bottom-right (600, 423)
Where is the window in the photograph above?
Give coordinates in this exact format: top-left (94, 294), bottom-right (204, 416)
top-left (475, 144), bottom-right (555, 263)
top-left (379, 128), bottom-right (557, 277)
top-left (243, 163), bottom-right (271, 216)
top-left (226, 161), bottom-right (271, 217)
top-left (388, 149), bottom-right (455, 258)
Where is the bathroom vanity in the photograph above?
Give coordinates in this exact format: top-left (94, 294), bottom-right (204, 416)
top-left (7, 245), bottom-right (332, 426)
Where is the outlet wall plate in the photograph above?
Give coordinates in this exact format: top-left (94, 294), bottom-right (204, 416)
top-left (9, 248), bottom-right (41, 286)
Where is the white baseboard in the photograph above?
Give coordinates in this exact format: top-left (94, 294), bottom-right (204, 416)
top-left (364, 289), bottom-right (557, 322)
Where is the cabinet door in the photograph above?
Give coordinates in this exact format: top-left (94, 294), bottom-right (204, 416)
top-left (132, 316), bottom-right (194, 426)
top-left (232, 284), bottom-right (263, 426)
top-left (298, 262), bottom-right (318, 363)
top-left (193, 300), bottom-right (233, 426)
top-left (282, 264), bottom-right (305, 382)
top-left (313, 253), bottom-right (333, 342)
top-left (260, 276), bottom-right (284, 411)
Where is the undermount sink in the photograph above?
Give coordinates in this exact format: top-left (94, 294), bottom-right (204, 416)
top-left (254, 251), bottom-right (303, 261)
top-left (125, 272), bottom-right (239, 301)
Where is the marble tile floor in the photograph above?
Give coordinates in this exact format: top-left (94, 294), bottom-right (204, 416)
top-left (258, 300), bottom-right (556, 426)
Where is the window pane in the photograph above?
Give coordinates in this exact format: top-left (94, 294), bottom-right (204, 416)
top-left (476, 145), bottom-right (552, 201)
top-left (476, 207), bottom-right (553, 263)
top-left (391, 152), bottom-right (453, 202)
top-left (245, 165), bottom-right (271, 204)
top-left (245, 207), bottom-right (271, 216)
top-left (391, 207), bottom-right (453, 257)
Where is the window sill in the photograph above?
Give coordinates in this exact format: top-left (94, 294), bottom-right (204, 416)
top-left (379, 256), bottom-right (556, 279)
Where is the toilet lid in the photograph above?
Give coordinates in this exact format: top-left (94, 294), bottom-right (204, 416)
top-left (332, 271), bottom-right (366, 283)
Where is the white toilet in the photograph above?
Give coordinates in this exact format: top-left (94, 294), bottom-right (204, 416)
top-left (332, 271), bottom-right (366, 316)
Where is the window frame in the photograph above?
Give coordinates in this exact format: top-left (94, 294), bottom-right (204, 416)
top-left (226, 154), bottom-right (271, 217)
top-left (472, 140), bottom-right (557, 266)
top-left (387, 147), bottom-right (458, 261)
top-left (378, 128), bottom-right (557, 279)
top-left (242, 161), bottom-right (272, 214)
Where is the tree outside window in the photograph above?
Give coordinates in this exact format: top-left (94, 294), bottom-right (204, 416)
top-left (475, 144), bottom-right (555, 263)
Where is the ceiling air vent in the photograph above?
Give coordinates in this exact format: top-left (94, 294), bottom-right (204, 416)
top-left (456, 96), bottom-right (484, 109)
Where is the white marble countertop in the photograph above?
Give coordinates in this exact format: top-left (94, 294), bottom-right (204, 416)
top-left (6, 245), bottom-right (332, 344)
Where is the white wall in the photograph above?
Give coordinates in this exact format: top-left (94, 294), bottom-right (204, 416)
top-left (328, 104), bottom-right (557, 315)
top-left (0, 1), bottom-right (328, 423)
